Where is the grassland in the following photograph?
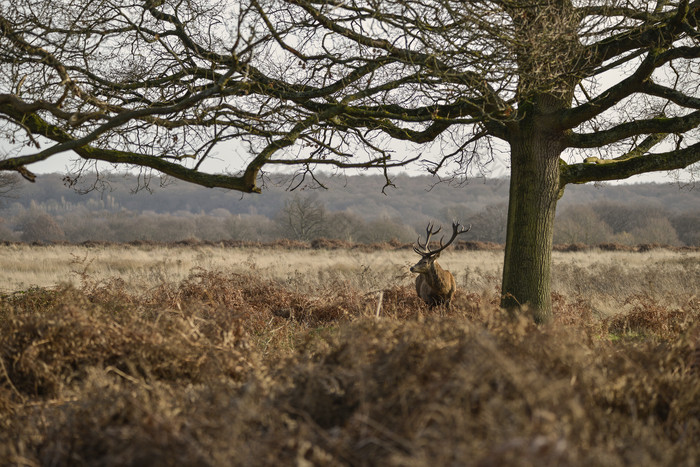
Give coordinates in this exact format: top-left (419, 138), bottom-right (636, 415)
top-left (1, 243), bottom-right (699, 466)
top-left (0, 242), bottom-right (500, 294)
top-left (1, 242), bottom-right (697, 315)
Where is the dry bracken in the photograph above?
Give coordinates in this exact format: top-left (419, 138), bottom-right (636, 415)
top-left (0, 244), bottom-right (699, 466)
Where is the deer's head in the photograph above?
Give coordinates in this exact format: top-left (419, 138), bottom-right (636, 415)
top-left (410, 221), bottom-right (470, 273)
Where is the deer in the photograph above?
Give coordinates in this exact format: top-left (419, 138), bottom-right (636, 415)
top-left (410, 221), bottom-right (471, 310)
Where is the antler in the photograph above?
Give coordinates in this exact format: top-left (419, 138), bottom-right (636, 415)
top-left (413, 221), bottom-right (471, 257)
top-left (413, 222), bottom-right (442, 255)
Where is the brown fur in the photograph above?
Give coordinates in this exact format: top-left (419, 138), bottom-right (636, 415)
top-left (410, 254), bottom-right (457, 309)
top-left (410, 221), bottom-right (469, 310)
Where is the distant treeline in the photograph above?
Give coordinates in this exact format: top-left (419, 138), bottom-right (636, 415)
top-left (0, 172), bottom-right (698, 246)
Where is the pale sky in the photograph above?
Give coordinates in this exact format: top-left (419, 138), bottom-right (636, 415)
top-left (21, 146), bottom-right (680, 186)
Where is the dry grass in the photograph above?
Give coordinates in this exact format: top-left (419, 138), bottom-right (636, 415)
top-left (0, 244), bottom-right (699, 466)
top-left (0, 243), bottom-right (504, 294)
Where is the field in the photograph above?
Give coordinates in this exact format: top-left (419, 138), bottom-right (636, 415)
top-left (1, 243), bottom-right (699, 466)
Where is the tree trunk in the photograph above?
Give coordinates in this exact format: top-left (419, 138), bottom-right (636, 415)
top-left (500, 125), bottom-right (562, 323)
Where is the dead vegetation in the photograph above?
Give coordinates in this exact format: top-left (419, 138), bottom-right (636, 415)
top-left (1, 248), bottom-right (699, 466)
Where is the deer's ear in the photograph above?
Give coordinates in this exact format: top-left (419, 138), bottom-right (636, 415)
top-left (434, 252), bottom-right (441, 259)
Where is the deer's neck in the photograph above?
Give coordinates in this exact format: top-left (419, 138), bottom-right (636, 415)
top-left (425, 262), bottom-right (451, 291)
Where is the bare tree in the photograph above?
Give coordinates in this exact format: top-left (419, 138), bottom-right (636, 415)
top-left (0, 172), bottom-right (21, 201)
top-left (325, 211), bottom-right (365, 242)
top-left (0, 1), bottom-right (699, 321)
top-left (472, 203), bottom-right (509, 244)
top-left (276, 194), bottom-right (328, 241)
top-left (18, 208), bottom-right (65, 243)
top-left (671, 211), bottom-right (700, 245)
top-left (554, 205), bottom-right (614, 244)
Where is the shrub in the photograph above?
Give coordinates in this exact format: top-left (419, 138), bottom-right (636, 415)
top-left (1, 259), bottom-right (699, 466)
top-left (17, 209), bottom-right (65, 243)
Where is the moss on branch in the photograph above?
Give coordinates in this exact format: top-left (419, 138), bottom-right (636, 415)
top-left (560, 142), bottom-right (700, 187)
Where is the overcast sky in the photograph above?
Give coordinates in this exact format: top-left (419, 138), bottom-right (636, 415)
top-left (18, 144), bottom-right (681, 186)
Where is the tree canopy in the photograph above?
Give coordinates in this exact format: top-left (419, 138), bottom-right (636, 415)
top-left (1, 0), bottom-right (699, 321)
top-left (2, 0), bottom-right (695, 185)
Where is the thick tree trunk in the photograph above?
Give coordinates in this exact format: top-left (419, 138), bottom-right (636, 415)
top-left (500, 127), bottom-right (562, 323)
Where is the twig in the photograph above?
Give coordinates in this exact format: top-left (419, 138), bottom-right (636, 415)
top-left (0, 356), bottom-right (25, 403)
top-left (375, 291), bottom-right (383, 318)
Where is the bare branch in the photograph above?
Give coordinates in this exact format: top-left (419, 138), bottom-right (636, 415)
top-left (566, 110), bottom-right (700, 149)
top-left (561, 141), bottom-right (700, 186)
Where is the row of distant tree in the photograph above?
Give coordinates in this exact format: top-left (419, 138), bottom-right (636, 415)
top-left (0, 172), bottom-right (698, 245)
top-left (1, 193), bottom-right (698, 246)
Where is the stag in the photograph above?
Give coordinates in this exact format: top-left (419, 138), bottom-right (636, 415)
top-left (410, 221), bottom-right (471, 310)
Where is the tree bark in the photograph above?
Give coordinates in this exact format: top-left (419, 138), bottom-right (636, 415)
top-left (501, 122), bottom-right (562, 323)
